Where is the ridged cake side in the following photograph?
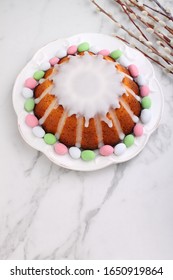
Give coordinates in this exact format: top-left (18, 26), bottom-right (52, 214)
top-left (34, 53), bottom-right (141, 150)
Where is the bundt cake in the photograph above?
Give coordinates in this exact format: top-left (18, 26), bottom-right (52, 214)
top-left (33, 50), bottom-right (141, 150)
top-left (22, 40), bottom-right (152, 161)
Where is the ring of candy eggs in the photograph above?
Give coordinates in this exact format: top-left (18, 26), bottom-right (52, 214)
top-left (23, 42), bottom-right (151, 161)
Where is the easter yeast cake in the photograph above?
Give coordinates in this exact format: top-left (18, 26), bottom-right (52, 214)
top-left (22, 41), bottom-right (152, 161)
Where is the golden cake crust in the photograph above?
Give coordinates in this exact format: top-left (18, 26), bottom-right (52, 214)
top-left (33, 52), bottom-right (141, 149)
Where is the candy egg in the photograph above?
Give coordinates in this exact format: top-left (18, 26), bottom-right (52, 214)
top-left (54, 143), bottom-right (68, 155)
top-left (123, 134), bottom-right (135, 147)
top-left (32, 126), bottom-right (45, 138)
top-left (49, 57), bottom-right (59, 66)
top-left (128, 64), bottom-right (139, 77)
top-left (117, 55), bottom-right (130, 67)
top-left (81, 150), bottom-right (96, 161)
top-left (69, 147), bottom-right (81, 159)
top-left (98, 49), bottom-right (110, 56)
top-left (25, 114), bottom-right (38, 127)
top-left (67, 45), bottom-right (77, 55)
top-left (140, 85), bottom-right (150, 97)
top-left (114, 143), bottom-right (127, 156)
top-left (24, 98), bottom-right (35, 112)
top-left (110, 49), bottom-right (123, 60)
top-left (22, 87), bottom-right (33, 98)
top-left (77, 42), bottom-right (90, 52)
top-left (89, 46), bottom-right (99, 54)
top-left (140, 109), bottom-right (151, 124)
top-left (24, 78), bottom-right (38, 89)
top-left (40, 62), bottom-right (51, 71)
top-left (99, 145), bottom-right (114, 156)
top-left (56, 48), bottom-right (67, 58)
top-left (135, 75), bottom-right (146, 86)
top-left (133, 123), bottom-right (143, 137)
top-left (33, 70), bottom-right (45, 81)
top-left (44, 133), bottom-right (57, 145)
top-left (141, 96), bottom-right (152, 109)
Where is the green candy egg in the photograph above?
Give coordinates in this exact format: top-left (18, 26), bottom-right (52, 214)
top-left (44, 133), bottom-right (57, 145)
top-left (141, 96), bottom-right (151, 109)
top-left (77, 42), bottom-right (90, 52)
top-left (123, 134), bottom-right (135, 147)
top-left (81, 150), bottom-right (96, 161)
top-left (110, 49), bottom-right (123, 60)
top-left (33, 70), bottom-right (45, 81)
top-left (24, 98), bottom-right (35, 112)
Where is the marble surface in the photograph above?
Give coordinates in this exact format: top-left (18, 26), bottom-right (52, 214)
top-left (0, 0), bottom-right (173, 260)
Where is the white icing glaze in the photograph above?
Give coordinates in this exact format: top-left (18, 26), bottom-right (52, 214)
top-left (38, 99), bottom-right (57, 125)
top-left (52, 52), bottom-right (126, 126)
top-left (109, 109), bottom-right (125, 140)
top-left (75, 116), bottom-right (83, 148)
top-left (123, 85), bottom-right (141, 101)
top-left (116, 64), bottom-right (133, 80)
top-left (94, 116), bottom-right (104, 147)
top-left (35, 84), bottom-right (54, 104)
top-left (55, 110), bottom-right (68, 139)
top-left (39, 78), bottom-right (46, 84)
top-left (120, 98), bottom-right (139, 123)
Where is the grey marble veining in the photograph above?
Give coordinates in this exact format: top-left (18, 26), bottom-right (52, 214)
top-left (0, 0), bottom-right (173, 260)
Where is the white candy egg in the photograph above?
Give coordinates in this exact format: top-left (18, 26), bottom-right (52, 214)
top-left (135, 75), bottom-right (146, 86)
top-left (140, 109), bottom-right (151, 124)
top-left (40, 62), bottom-right (51, 71)
top-left (114, 143), bottom-right (127, 156)
top-left (89, 46), bottom-right (99, 54)
top-left (117, 55), bottom-right (130, 67)
top-left (69, 147), bottom-right (81, 159)
top-left (22, 87), bottom-right (33, 98)
top-left (32, 126), bottom-right (45, 138)
top-left (56, 48), bottom-right (67, 59)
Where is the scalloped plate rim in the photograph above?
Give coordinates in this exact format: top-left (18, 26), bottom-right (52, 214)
top-left (12, 33), bottom-right (164, 171)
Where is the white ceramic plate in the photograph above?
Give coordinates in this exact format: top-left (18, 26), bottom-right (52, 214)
top-left (13, 33), bottom-right (164, 171)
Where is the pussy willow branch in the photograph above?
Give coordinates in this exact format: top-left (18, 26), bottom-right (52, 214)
top-left (114, 34), bottom-right (173, 74)
top-left (91, 0), bottom-right (172, 65)
top-left (124, 0), bottom-right (173, 58)
top-left (115, 0), bottom-right (148, 41)
top-left (128, 0), bottom-right (173, 36)
top-left (152, 0), bottom-right (173, 21)
top-left (115, 0), bottom-right (173, 62)
top-left (120, 0), bottom-right (173, 57)
top-left (91, 0), bottom-right (173, 74)
top-left (143, 4), bottom-right (172, 21)
top-left (124, 0), bottom-right (173, 49)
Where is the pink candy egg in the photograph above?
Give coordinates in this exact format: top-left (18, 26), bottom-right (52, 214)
top-left (25, 114), bottom-right (39, 127)
top-left (67, 45), bottom-right (77, 55)
top-left (98, 49), bottom-right (110, 56)
top-left (54, 143), bottom-right (68, 155)
top-left (99, 145), bottom-right (114, 156)
top-left (128, 64), bottom-right (139, 78)
top-left (133, 123), bottom-right (144, 137)
top-left (49, 57), bottom-right (59, 66)
top-left (140, 85), bottom-right (150, 97)
top-left (24, 78), bottom-right (38, 89)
